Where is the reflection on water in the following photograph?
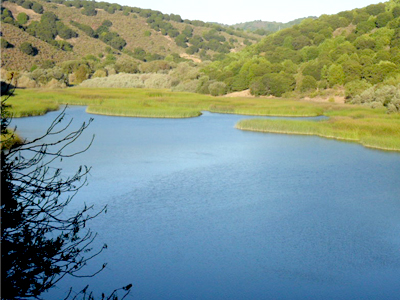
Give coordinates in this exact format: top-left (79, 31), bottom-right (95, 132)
top-left (12, 107), bottom-right (400, 300)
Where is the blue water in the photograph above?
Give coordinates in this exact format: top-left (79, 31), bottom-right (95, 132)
top-left (11, 106), bottom-right (400, 300)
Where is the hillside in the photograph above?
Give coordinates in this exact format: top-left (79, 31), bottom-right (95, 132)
top-left (1, 0), bottom-right (399, 114)
top-left (203, 0), bottom-right (400, 112)
top-left (233, 17), bottom-right (317, 35)
top-left (0, 0), bottom-right (260, 70)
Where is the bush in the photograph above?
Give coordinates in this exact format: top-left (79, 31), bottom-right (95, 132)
top-left (19, 42), bottom-right (37, 56)
top-left (115, 60), bottom-right (139, 74)
top-left (299, 75), bottom-right (317, 92)
top-left (375, 12), bottom-right (393, 28)
top-left (82, 5), bottom-right (97, 16)
top-left (92, 69), bottom-right (107, 78)
top-left (21, 1), bottom-right (33, 9)
top-left (171, 79), bottom-right (199, 93)
top-left (344, 79), bottom-right (372, 99)
top-left (32, 2), bottom-right (44, 14)
top-left (263, 73), bottom-right (296, 96)
top-left (80, 74), bottom-right (145, 88)
top-left (209, 81), bottom-right (227, 96)
top-left (144, 74), bottom-right (172, 89)
top-left (17, 12), bottom-right (29, 25)
top-left (57, 23), bottom-right (78, 39)
top-left (250, 78), bottom-right (266, 96)
top-left (352, 84), bottom-right (400, 112)
top-left (74, 65), bottom-right (89, 84)
top-left (0, 38), bottom-right (13, 49)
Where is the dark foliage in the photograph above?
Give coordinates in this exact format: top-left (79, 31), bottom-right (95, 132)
top-left (1, 79), bottom-right (133, 299)
top-left (19, 42), bottom-right (38, 56)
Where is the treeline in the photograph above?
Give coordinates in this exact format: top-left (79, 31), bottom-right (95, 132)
top-left (203, 0), bottom-right (400, 112)
top-left (233, 17), bottom-right (317, 35)
top-left (41, 0), bottom-right (259, 42)
top-left (2, 0), bottom-right (259, 63)
top-left (15, 51), bottom-right (229, 97)
top-left (70, 19), bottom-right (126, 50)
top-left (1, 3), bottom-right (76, 51)
top-left (15, 49), bottom-right (191, 88)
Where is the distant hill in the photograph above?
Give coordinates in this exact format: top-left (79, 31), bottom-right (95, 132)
top-left (0, 0), bottom-right (262, 71)
top-left (233, 17), bottom-right (317, 35)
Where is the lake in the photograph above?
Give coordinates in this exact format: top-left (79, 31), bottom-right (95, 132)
top-left (11, 106), bottom-right (400, 300)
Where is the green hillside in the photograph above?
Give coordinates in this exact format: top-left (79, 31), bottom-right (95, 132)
top-left (1, 0), bottom-right (400, 113)
top-left (0, 0), bottom-right (261, 70)
top-left (204, 0), bottom-right (400, 112)
top-left (233, 17), bottom-right (317, 35)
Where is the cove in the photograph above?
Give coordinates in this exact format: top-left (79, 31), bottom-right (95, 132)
top-left (11, 106), bottom-right (400, 300)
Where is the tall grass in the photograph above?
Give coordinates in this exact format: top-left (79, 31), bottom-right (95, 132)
top-left (8, 88), bottom-right (323, 118)
top-left (6, 87), bottom-right (400, 151)
top-left (236, 116), bottom-right (400, 151)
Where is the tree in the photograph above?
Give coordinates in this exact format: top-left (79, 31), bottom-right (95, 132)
top-left (327, 64), bottom-right (345, 86)
top-left (1, 78), bottom-right (132, 299)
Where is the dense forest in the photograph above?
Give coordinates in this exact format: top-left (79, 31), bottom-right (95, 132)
top-left (202, 0), bottom-right (400, 111)
top-left (1, 0), bottom-right (400, 112)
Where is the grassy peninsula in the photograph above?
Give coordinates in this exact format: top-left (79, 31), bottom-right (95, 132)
top-left (6, 87), bottom-right (400, 152)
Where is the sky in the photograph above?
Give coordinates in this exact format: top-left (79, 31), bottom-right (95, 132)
top-left (111, 0), bottom-right (382, 25)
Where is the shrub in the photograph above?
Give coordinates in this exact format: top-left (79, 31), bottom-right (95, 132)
top-left (143, 74), bottom-right (172, 89)
top-left (32, 2), bottom-right (44, 14)
top-left (57, 40), bottom-right (73, 51)
top-left (263, 73), bottom-right (296, 96)
top-left (17, 12), bottom-right (29, 25)
top-left (375, 12), bottom-right (393, 28)
top-left (344, 79), bottom-right (372, 99)
top-left (80, 74), bottom-right (145, 88)
top-left (352, 84), bottom-right (400, 112)
top-left (92, 69), bottom-right (107, 78)
top-left (57, 23), bottom-right (78, 39)
top-left (208, 81), bottom-right (227, 96)
top-left (115, 60), bottom-right (139, 74)
top-left (250, 78), bottom-right (266, 96)
top-left (70, 21), bottom-right (95, 37)
top-left (19, 42), bottom-right (37, 56)
top-left (327, 64), bottom-right (345, 87)
top-left (0, 38), bottom-right (13, 49)
top-left (41, 60), bottom-right (55, 69)
top-left (22, 1), bottom-right (33, 9)
top-left (82, 4), bottom-right (97, 16)
top-left (172, 79), bottom-right (199, 93)
top-left (299, 75), bottom-right (318, 92)
top-left (74, 65), bottom-right (89, 84)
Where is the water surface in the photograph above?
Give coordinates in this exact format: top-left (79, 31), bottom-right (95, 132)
top-left (12, 107), bottom-right (400, 300)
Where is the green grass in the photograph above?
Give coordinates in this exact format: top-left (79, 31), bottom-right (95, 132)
top-left (236, 114), bottom-right (400, 151)
top-left (5, 87), bottom-right (400, 152)
top-left (7, 87), bottom-right (324, 118)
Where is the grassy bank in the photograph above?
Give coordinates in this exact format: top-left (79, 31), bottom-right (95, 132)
top-left (4, 87), bottom-right (400, 152)
top-left (6, 88), bottom-right (324, 118)
top-left (236, 112), bottom-right (400, 151)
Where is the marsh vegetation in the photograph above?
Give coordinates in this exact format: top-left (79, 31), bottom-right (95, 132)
top-left (7, 88), bottom-right (400, 151)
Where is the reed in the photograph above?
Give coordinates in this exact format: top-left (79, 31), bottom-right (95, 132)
top-left (6, 87), bottom-right (400, 151)
top-left (236, 116), bottom-right (400, 151)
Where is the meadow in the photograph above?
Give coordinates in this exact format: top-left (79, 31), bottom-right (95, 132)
top-left (5, 87), bottom-right (400, 151)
